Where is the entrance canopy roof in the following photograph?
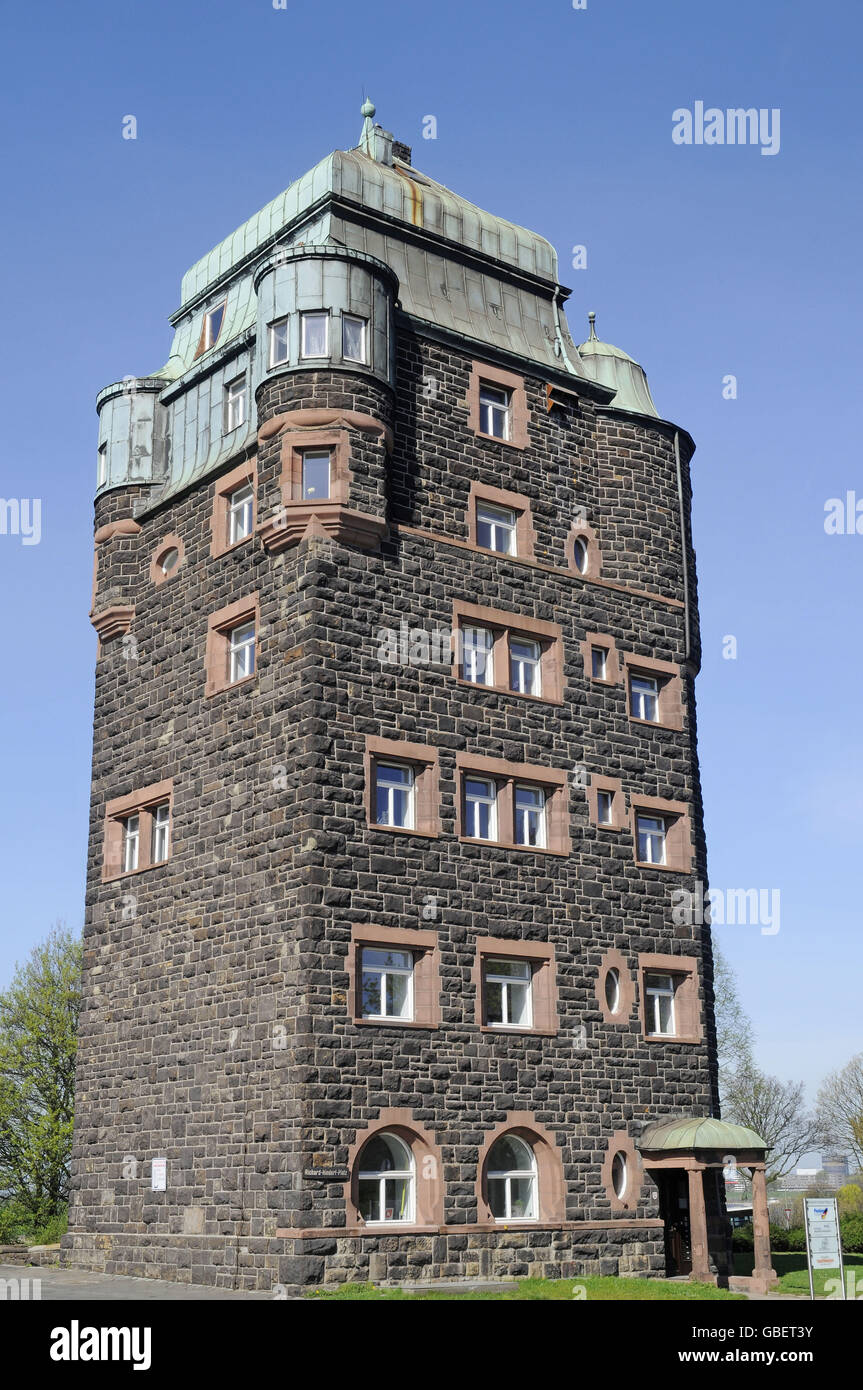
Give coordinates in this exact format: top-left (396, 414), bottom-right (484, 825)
top-left (638, 1117), bottom-right (767, 1154)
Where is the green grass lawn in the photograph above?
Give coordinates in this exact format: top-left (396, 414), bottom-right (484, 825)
top-left (307, 1276), bottom-right (745, 1301)
top-left (733, 1250), bottom-right (863, 1298)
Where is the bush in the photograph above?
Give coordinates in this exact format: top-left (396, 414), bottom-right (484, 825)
top-left (732, 1225), bottom-right (753, 1251)
top-left (0, 1201), bottom-right (29, 1245)
top-left (840, 1213), bottom-right (863, 1253)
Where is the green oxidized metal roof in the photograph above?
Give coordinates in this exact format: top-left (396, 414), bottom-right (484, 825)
top-left (577, 310), bottom-right (660, 418)
top-left (638, 1117), bottom-right (768, 1153)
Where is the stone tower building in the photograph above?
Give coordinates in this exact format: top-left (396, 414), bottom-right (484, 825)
top-left (65, 104), bottom-right (776, 1292)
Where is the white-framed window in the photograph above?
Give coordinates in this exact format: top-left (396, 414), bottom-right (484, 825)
top-left (644, 972), bottom-right (676, 1036)
top-left (461, 625), bottom-right (494, 685)
top-left (479, 383), bottom-right (511, 439)
top-left (476, 502), bottom-right (517, 555)
top-left (375, 762), bottom-right (414, 829)
top-left (300, 311), bottom-right (328, 358)
top-left (159, 546), bottom-right (180, 576)
top-left (604, 967), bottom-right (621, 1014)
top-left (636, 813), bottom-right (666, 864)
top-left (269, 317), bottom-right (289, 368)
top-left (98, 444), bottom-right (108, 488)
top-left (591, 646), bottom-right (607, 680)
top-left (572, 536), bottom-right (589, 574)
top-left (228, 483), bottom-right (254, 545)
top-left (202, 301), bottom-right (226, 351)
top-left (484, 958), bottom-right (532, 1028)
top-left (357, 1132), bottom-right (415, 1224)
top-left (630, 673), bottom-right (660, 722)
top-left (510, 637), bottom-right (541, 696)
top-left (228, 620), bottom-right (256, 684)
top-left (464, 776), bottom-right (497, 840)
top-left (301, 449), bottom-right (331, 500)
top-left (611, 1151), bottom-right (628, 1199)
top-left (596, 790), bottom-right (614, 826)
top-left (122, 814), bottom-right (140, 874)
top-left (487, 1134), bottom-right (537, 1221)
top-left (515, 784), bottom-right (545, 847)
top-left (360, 947), bottom-right (414, 1020)
top-left (342, 314), bottom-right (367, 363)
top-left (151, 803), bottom-right (170, 864)
top-left (224, 376), bottom-right (247, 433)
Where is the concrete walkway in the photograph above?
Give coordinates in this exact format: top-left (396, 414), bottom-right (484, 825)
top-left (0, 1263), bottom-right (271, 1301)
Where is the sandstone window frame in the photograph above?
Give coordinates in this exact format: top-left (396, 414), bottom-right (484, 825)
top-left (472, 937), bottom-right (558, 1036)
top-left (344, 1110), bottom-right (445, 1231)
top-left (279, 429), bottom-right (350, 507)
top-left (205, 593), bottom-right (260, 698)
top-left (364, 736), bottom-right (440, 839)
top-left (474, 1115), bottom-right (566, 1228)
top-left (347, 925), bottom-right (440, 1030)
top-left (149, 533), bottom-right (185, 587)
top-left (210, 458), bottom-right (257, 558)
top-left (580, 631), bottom-right (622, 687)
top-left (102, 778), bottom-right (173, 882)
top-left (587, 774), bottom-right (626, 832)
top-left (623, 653), bottom-right (684, 732)
top-left (637, 952), bottom-right (703, 1044)
top-left (455, 752), bottom-right (570, 856)
top-left (467, 361), bottom-right (531, 450)
top-left (601, 1131), bottom-right (644, 1213)
top-left (467, 481), bottom-right (536, 560)
top-left (452, 600), bottom-right (564, 705)
top-left (630, 794), bottom-right (693, 873)
top-left (595, 947), bottom-right (635, 1024)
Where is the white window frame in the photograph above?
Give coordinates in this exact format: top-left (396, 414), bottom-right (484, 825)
top-left (224, 376), bottom-right (247, 433)
top-left (591, 646), bottom-right (607, 680)
top-left (301, 449), bottom-right (331, 500)
top-left (510, 637), bottom-right (541, 696)
top-left (122, 814), bottom-right (140, 874)
top-left (476, 502), bottom-right (517, 555)
top-left (630, 673), bottom-right (660, 722)
top-left (464, 776), bottom-right (497, 840)
top-left (487, 1135), bottom-right (538, 1222)
top-left (636, 813), bottom-right (667, 865)
top-left (300, 311), bottom-right (329, 359)
top-left (645, 972), bottom-right (677, 1036)
top-left (479, 383), bottom-right (511, 440)
top-left (461, 625), bottom-right (495, 685)
top-left (203, 301), bottom-right (226, 351)
top-left (374, 762), bottom-right (415, 829)
top-left (228, 483), bottom-right (254, 545)
top-left (268, 317), bottom-right (289, 368)
top-left (515, 783), bottom-right (546, 848)
top-left (596, 790), bottom-right (614, 826)
top-left (228, 620), bottom-right (256, 685)
top-left (342, 313), bottom-right (368, 364)
top-left (484, 958), bottom-right (533, 1029)
top-left (151, 802), bottom-right (170, 864)
top-left (357, 1133), bottom-right (415, 1225)
top-left (360, 947), bottom-right (415, 1021)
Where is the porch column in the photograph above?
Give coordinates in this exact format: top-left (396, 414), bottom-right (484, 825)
top-left (751, 1165), bottom-right (776, 1286)
top-left (687, 1167), bottom-right (711, 1282)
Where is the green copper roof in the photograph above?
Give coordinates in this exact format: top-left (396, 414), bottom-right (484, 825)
top-left (639, 1117), bottom-right (768, 1153)
top-left (577, 310), bottom-right (660, 418)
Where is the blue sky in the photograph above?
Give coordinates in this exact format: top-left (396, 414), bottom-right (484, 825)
top-left (0, 0), bottom-right (859, 1131)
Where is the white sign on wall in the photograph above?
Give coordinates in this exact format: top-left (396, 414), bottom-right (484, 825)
top-left (151, 1157), bottom-right (167, 1192)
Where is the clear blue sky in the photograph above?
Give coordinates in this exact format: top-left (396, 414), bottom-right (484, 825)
top-left (1, 0), bottom-right (859, 1122)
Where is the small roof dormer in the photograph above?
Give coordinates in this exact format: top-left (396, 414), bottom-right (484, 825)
top-left (577, 311), bottom-right (659, 418)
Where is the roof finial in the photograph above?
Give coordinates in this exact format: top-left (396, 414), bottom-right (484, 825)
top-left (588, 310), bottom-right (598, 341)
top-left (361, 97), bottom-right (376, 120)
top-left (359, 97), bottom-right (377, 155)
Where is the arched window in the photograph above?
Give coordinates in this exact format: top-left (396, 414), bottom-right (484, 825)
top-left (357, 1132), bottom-right (415, 1224)
top-left (486, 1134), bottom-right (537, 1221)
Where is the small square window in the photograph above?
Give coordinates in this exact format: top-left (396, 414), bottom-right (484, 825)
top-left (636, 813), bottom-right (666, 865)
top-left (591, 646), bottom-right (608, 680)
top-left (122, 814), bottom-right (140, 874)
top-left (225, 377), bottom-right (247, 433)
top-left (150, 803), bottom-right (170, 864)
top-left (479, 383), bottom-right (511, 439)
top-left (375, 762), bottom-right (414, 829)
top-left (300, 311), bottom-right (329, 358)
top-left (301, 449), bottom-right (331, 500)
top-left (476, 502), bottom-right (517, 555)
top-left (361, 947), bottom-right (414, 1020)
top-left (510, 638), bottom-right (541, 697)
top-left (228, 620), bottom-right (256, 685)
top-left (228, 483), bottom-right (254, 545)
top-left (461, 625), bottom-right (495, 685)
top-left (484, 958), bottom-right (532, 1027)
top-left (597, 790), bottom-right (614, 825)
top-left (464, 776), bottom-right (497, 840)
top-left (630, 674), bottom-right (660, 722)
top-left (342, 314), bottom-right (367, 364)
top-left (644, 972), bottom-right (676, 1036)
top-left (203, 302), bottom-right (225, 351)
top-left (269, 317), bottom-right (289, 368)
top-left (515, 784), bottom-right (545, 847)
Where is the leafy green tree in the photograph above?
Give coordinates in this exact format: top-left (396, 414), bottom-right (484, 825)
top-left (0, 926), bottom-right (82, 1229)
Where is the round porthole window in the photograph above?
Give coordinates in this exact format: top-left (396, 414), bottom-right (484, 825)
top-left (159, 546), bottom-right (180, 575)
top-left (604, 967), bottom-right (620, 1015)
top-left (612, 1151), bottom-right (627, 1200)
top-left (572, 535), bottom-right (588, 574)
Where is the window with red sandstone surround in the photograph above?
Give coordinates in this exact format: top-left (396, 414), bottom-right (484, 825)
top-left (630, 794), bottom-right (692, 872)
top-left (364, 737), bottom-right (440, 838)
top-left (637, 953), bottom-right (702, 1043)
top-left (210, 458), bottom-right (257, 557)
top-left (587, 774), bottom-right (626, 832)
top-left (472, 937), bottom-right (558, 1035)
top-left (467, 361), bottom-right (531, 449)
top-left (205, 593), bottom-right (260, 697)
top-left (624, 653), bottom-right (684, 731)
top-left (566, 521), bottom-right (602, 580)
top-left (475, 1116), bottom-right (566, 1227)
top-left (347, 925), bottom-right (440, 1029)
top-left (453, 600), bottom-right (563, 703)
top-left (103, 779), bottom-right (173, 881)
top-left (467, 481), bottom-right (536, 561)
top-left (455, 752), bottom-right (570, 855)
top-left (579, 631), bottom-right (621, 687)
top-left (149, 534), bottom-right (185, 586)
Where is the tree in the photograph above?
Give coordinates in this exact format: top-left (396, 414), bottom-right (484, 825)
top-left (837, 1183), bottom-right (863, 1216)
top-left (712, 943), bottom-right (755, 1084)
top-left (0, 926), bottom-right (82, 1228)
top-left (816, 1053), bottom-right (863, 1172)
top-left (722, 1061), bottom-right (824, 1182)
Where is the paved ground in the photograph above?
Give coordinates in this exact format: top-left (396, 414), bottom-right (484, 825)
top-left (0, 1263), bottom-right (272, 1300)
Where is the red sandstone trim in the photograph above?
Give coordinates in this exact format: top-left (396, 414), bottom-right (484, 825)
top-left (90, 604), bottom-right (135, 644)
top-left (103, 777), bottom-right (173, 882)
top-left (210, 457), bottom-right (257, 558)
top-left (567, 519), bottom-right (602, 580)
top-left (452, 599), bottom-right (564, 705)
top-left (258, 408), bottom-right (394, 455)
top-left (149, 534), bottom-right (185, 587)
top-left (580, 632), bottom-right (623, 687)
top-left (467, 481), bottom-right (537, 561)
top-left (94, 519), bottom-right (142, 544)
top-left (587, 774), bottom-right (627, 833)
top-left (474, 1114), bottom-right (566, 1227)
top-left (364, 736), bottom-right (440, 837)
top-left (466, 361), bottom-right (531, 450)
top-left (455, 751), bottom-right (570, 856)
top-left (601, 1131), bottom-right (644, 1213)
top-left (595, 947), bottom-right (635, 1024)
top-left (623, 651), bottom-right (685, 731)
top-left (342, 1108), bottom-right (445, 1229)
top-left (629, 793), bottom-right (693, 873)
top-left (347, 924), bottom-right (441, 1028)
top-left (471, 936), bottom-right (558, 1035)
top-left (205, 592), bottom-right (260, 698)
top-left (637, 951), bottom-right (703, 1044)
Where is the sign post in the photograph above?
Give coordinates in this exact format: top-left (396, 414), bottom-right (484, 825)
top-left (803, 1196), bottom-right (845, 1300)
